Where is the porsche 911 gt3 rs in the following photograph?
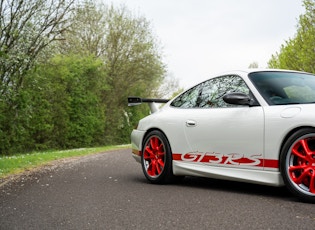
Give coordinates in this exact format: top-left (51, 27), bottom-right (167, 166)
top-left (128, 69), bottom-right (315, 202)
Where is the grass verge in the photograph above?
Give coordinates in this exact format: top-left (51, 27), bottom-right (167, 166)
top-left (0, 145), bottom-right (130, 179)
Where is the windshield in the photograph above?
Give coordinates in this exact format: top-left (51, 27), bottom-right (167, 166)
top-left (249, 71), bottom-right (315, 105)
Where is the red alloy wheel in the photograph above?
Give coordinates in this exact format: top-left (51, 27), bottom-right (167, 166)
top-left (287, 136), bottom-right (315, 195)
top-left (142, 135), bottom-right (166, 178)
top-left (281, 129), bottom-right (315, 202)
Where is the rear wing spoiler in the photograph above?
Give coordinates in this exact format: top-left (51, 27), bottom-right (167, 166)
top-left (128, 96), bottom-right (169, 113)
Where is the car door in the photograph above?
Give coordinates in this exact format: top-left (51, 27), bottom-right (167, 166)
top-left (171, 75), bottom-right (265, 169)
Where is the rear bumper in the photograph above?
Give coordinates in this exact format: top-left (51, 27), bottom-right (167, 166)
top-left (131, 129), bottom-right (145, 163)
top-left (132, 153), bottom-right (141, 163)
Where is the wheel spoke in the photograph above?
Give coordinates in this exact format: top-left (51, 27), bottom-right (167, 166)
top-left (292, 145), bottom-right (307, 160)
top-left (147, 160), bottom-right (157, 176)
top-left (300, 139), bottom-right (311, 154)
top-left (150, 137), bottom-right (159, 149)
top-left (157, 159), bottom-right (165, 168)
top-left (157, 148), bottom-right (165, 157)
top-left (144, 147), bottom-right (155, 159)
top-left (157, 142), bottom-right (164, 152)
top-left (155, 161), bottom-right (162, 175)
top-left (289, 164), bottom-right (306, 173)
top-left (153, 160), bottom-right (159, 176)
top-left (293, 170), bottom-right (309, 184)
top-left (299, 139), bottom-right (315, 160)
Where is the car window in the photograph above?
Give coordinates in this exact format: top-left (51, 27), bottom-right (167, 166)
top-left (249, 71), bottom-right (315, 105)
top-left (171, 75), bottom-right (250, 108)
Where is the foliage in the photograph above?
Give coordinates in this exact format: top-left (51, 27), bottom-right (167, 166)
top-left (0, 0), bottom-right (169, 154)
top-left (0, 0), bottom-right (75, 97)
top-left (0, 0), bottom-right (75, 154)
top-left (0, 54), bottom-right (107, 154)
top-left (32, 54), bottom-right (107, 149)
top-left (61, 1), bottom-right (166, 144)
top-left (248, 62), bottom-right (259, 69)
top-left (268, 0), bottom-right (315, 73)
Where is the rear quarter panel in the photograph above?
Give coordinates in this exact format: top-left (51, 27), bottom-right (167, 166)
top-left (137, 106), bottom-right (191, 155)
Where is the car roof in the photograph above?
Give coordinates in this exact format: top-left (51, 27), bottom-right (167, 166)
top-left (214, 68), bottom-right (308, 76)
top-left (182, 69), bottom-right (313, 92)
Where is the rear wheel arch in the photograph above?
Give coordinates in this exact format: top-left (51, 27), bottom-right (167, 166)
top-left (142, 128), bottom-right (173, 153)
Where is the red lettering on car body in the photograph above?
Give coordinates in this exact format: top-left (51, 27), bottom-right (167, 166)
top-left (179, 152), bottom-right (262, 166)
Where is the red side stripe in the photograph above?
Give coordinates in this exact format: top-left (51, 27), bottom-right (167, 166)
top-left (172, 153), bottom-right (181, 160)
top-left (172, 153), bottom-right (278, 169)
top-left (132, 149), bottom-right (141, 156)
top-left (264, 159), bottom-right (279, 168)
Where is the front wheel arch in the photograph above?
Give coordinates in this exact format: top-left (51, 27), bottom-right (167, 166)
top-left (280, 127), bottom-right (315, 203)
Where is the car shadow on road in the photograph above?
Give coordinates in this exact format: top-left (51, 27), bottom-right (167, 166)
top-left (133, 175), bottom-right (297, 202)
top-left (183, 176), bottom-right (292, 198)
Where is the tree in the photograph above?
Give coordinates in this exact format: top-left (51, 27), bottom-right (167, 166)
top-left (39, 54), bottom-right (107, 148)
top-left (103, 5), bottom-right (166, 143)
top-left (0, 0), bottom-right (169, 153)
top-left (59, 0), bottom-right (106, 57)
top-left (0, 0), bottom-right (75, 154)
top-left (61, 1), bottom-right (166, 144)
top-left (268, 0), bottom-right (315, 73)
top-left (248, 62), bottom-right (259, 69)
top-left (155, 73), bottom-right (183, 99)
top-left (0, 0), bottom-right (75, 97)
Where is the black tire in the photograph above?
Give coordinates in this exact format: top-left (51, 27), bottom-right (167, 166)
top-left (280, 128), bottom-right (315, 203)
top-left (141, 130), bottom-right (175, 184)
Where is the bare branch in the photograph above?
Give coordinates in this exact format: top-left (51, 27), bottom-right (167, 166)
top-left (0, 0), bottom-right (76, 96)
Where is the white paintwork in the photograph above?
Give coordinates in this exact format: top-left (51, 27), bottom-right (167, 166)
top-left (131, 69), bottom-right (315, 187)
top-left (172, 161), bottom-right (283, 186)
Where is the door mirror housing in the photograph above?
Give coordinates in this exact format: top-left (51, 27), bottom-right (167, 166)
top-left (223, 92), bottom-right (252, 106)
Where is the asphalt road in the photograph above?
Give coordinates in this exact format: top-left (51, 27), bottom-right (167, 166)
top-left (0, 148), bottom-right (314, 230)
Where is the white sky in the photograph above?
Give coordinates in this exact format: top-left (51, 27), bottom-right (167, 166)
top-left (104, 0), bottom-right (305, 88)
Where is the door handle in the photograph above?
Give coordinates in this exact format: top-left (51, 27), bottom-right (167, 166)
top-left (186, 120), bottom-right (196, 127)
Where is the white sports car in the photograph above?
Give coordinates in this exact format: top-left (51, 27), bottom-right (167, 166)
top-left (128, 69), bottom-right (315, 202)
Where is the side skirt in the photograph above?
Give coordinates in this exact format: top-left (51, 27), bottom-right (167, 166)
top-left (173, 161), bottom-right (284, 187)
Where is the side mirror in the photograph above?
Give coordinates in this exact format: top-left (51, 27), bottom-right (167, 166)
top-left (223, 92), bottom-right (252, 106)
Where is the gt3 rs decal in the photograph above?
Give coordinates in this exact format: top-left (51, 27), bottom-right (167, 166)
top-left (172, 152), bottom-right (279, 169)
top-left (132, 149), bottom-right (279, 168)
top-left (178, 152), bottom-right (262, 166)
